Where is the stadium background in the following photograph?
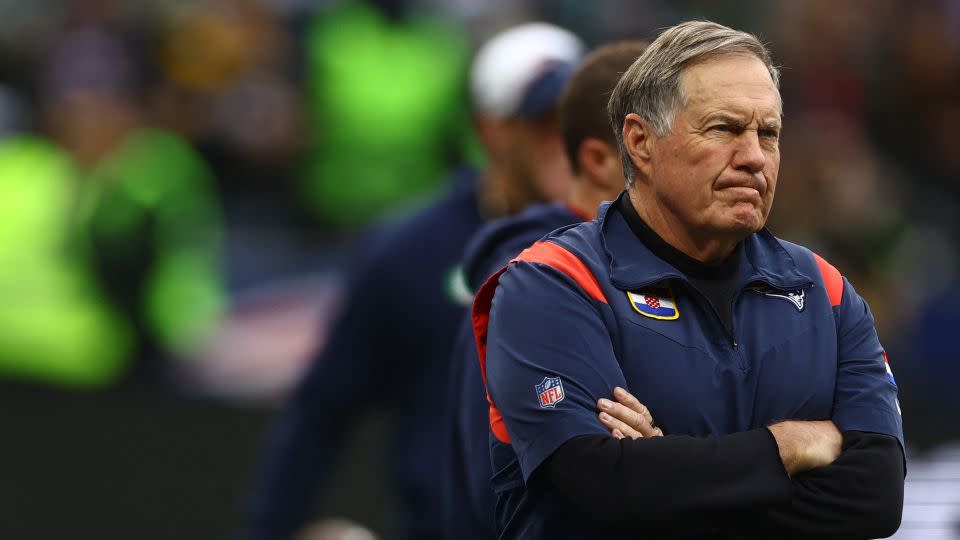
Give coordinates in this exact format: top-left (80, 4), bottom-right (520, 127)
top-left (0, 0), bottom-right (957, 538)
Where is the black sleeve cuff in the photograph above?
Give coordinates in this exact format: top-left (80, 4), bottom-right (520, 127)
top-left (539, 429), bottom-right (792, 528)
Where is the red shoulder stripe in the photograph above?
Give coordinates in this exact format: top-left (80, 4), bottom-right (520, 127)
top-left (512, 241), bottom-right (607, 303)
top-left (471, 241), bottom-right (605, 444)
top-left (813, 252), bottom-right (843, 307)
top-left (472, 266), bottom-right (512, 443)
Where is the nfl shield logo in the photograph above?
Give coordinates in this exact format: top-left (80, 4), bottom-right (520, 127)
top-left (536, 376), bottom-right (565, 408)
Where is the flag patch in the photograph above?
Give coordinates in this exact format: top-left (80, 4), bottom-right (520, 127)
top-left (628, 288), bottom-right (679, 320)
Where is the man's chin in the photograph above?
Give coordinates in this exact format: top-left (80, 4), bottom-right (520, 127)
top-left (716, 212), bottom-right (764, 237)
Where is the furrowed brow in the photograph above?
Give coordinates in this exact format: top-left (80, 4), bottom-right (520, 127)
top-left (704, 113), bottom-right (745, 126)
top-left (760, 118), bottom-right (782, 130)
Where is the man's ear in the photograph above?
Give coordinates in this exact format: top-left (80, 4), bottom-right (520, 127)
top-left (622, 113), bottom-right (655, 179)
top-left (577, 138), bottom-right (622, 192)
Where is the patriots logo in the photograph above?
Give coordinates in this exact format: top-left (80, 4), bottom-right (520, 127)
top-left (752, 287), bottom-right (805, 311)
top-left (627, 287), bottom-right (679, 320)
top-left (535, 376), bottom-right (565, 408)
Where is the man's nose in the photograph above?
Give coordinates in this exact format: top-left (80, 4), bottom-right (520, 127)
top-left (732, 131), bottom-right (767, 173)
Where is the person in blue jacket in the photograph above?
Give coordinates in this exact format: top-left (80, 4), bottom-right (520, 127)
top-left (246, 23), bottom-right (584, 540)
top-left (473, 21), bottom-right (904, 539)
top-left (441, 40), bottom-right (650, 540)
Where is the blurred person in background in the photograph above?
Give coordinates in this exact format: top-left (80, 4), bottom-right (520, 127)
top-left (246, 22), bottom-right (584, 540)
top-left (0, 134), bottom-right (133, 387)
top-left (297, 0), bottom-right (478, 229)
top-left (442, 40), bottom-right (649, 540)
top-left (76, 126), bottom-right (227, 380)
top-left (150, 0), bottom-right (307, 212)
top-left (0, 0), bottom-right (229, 388)
top-left (35, 8), bottom-right (229, 383)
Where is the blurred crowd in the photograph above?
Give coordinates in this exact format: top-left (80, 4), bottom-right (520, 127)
top-left (1, 0), bottom-right (959, 537)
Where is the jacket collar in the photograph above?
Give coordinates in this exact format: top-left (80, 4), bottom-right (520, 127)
top-left (597, 199), bottom-right (815, 292)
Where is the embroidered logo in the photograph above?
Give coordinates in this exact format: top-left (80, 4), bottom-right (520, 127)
top-left (756, 288), bottom-right (805, 311)
top-left (627, 287), bottom-right (679, 320)
top-left (535, 376), bottom-right (565, 408)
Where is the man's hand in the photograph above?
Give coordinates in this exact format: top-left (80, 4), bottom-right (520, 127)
top-left (767, 420), bottom-right (842, 476)
top-left (597, 386), bottom-right (663, 439)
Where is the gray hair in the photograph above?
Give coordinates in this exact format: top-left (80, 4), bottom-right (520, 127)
top-left (608, 20), bottom-right (780, 186)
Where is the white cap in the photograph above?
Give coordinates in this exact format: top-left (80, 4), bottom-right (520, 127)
top-left (470, 22), bottom-right (585, 118)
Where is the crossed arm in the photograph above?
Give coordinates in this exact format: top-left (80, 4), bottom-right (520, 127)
top-left (565, 387), bottom-right (905, 538)
top-left (486, 262), bottom-right (904, 538)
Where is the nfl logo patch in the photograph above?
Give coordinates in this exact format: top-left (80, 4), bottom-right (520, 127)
top-left (628, 287), bottom-right (679, 320)
top-left (535, 376), bottom-right (565, 408)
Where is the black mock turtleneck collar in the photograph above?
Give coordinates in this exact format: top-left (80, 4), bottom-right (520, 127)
top-left (616, 191), bottom-right (741, 281)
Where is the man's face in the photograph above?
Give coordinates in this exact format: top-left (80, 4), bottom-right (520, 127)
top-left (642, 54), bottom-right (782, 239)
top-left (506, 113), bottom-right (574, 207)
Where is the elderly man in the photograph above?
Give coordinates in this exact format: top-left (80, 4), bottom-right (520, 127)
top-left (473, 21), bottom-right (904, 538)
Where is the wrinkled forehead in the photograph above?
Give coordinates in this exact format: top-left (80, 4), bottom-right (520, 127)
top-left (679, 54), bottom-right (782, 119)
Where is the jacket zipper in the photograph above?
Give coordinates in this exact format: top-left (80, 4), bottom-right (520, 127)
top-left (684, 283), bottom-right (740, 349)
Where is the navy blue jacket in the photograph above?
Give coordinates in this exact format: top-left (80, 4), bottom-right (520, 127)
top-left (473, 198), bottom-right (903, 538)
top-left (248, 168), bottom-right (484, 540)
top-left (442, 203), bottom-right (584, 540)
